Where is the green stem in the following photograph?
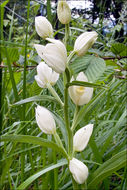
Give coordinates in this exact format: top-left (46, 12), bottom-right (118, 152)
top-left (53, 151), bottom-right (58, 190)
top-left (65, 23), bottom-right (70, 47)
top-left (47, 83), bottom-right (64, 107)
top-left (71, 105), bottom-right (80, 131)
top-left (53, 132), bottom-right (68, 159)
top-left (67, 50), bottom-right (76, 66)
top-left (64, 70), bottom-right (73, 158)
top-left (71, 175), bottom-right (79, 190)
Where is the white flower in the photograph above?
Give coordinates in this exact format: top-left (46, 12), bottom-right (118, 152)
top-left (74, 31), bottom-right (98, 56)
top-left (34, 38), bottom-right (67, 73)
top-left (69, 158), bottom-right (88, 184)
top-left (35, 16), bottom-right (53, 38)
top-left (73, 124), bottom-right (93, 152)
top-left (68, 72), bottom-right (93, 106)
top-left (35, 62), bottom-right (59, 88)
top-left (57, 0), bottom-right (71, 24)
top-left (35, 105), bottom-right (56, 134)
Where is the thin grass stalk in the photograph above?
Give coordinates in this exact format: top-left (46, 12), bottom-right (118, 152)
top-left (0, 1), bottom-right (5, 134)
top-left (47, 0), bottom-right (52, 23)
top-left (21, 0), bottom-right (30, 183)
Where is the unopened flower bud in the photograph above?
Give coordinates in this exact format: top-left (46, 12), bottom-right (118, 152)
top-left (57, 0), bottom-right (71, 24)
top-left (34, 38), bottom-right (67, 73)
top-left (69, 72), bottom-right (93, 106)
top-left (69, 158), bottom-right (88, 184)
top-left (35, 62), bottom-right (59, 88)
top-left (73, 124), bottom-right (93, 152)
top-left (35, 105), bottom-right (56, 134)
top-left (74, 31), bottom-right (98, 56)
top-left (35, 16), bottom-right (53, 38)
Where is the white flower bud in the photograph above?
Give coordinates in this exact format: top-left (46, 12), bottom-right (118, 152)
top-left (34, 38), bottom-right (67, 73)
top-left (69, 158), bottom-right (88, 184)
top-left (68, 72), bottom-right (93, 106)
top-left (74, 31), bottom-right (98, 56)
top-left (35, 16), bottom-right (53, 38)
top-left (35, 105), bottom-right (56, 134)
top-left (57, 0), bottom-right (71, 24)
top-left (73, 124), bottom-right (93, 152)
top-left (35, 62), bottom-right (59, 88)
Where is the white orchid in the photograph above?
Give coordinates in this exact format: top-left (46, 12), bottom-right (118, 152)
top-left (35, 62), bottom-right (59, 88)
top-left (73, 124), bottom-right (93, 152)
top-left (35, 105), bottom-right (56, 134)
top-left (34, 38), bottom-right (67, 73)
top-left (74, 31), bottom-right (98, 56)
top-left (69, 158), bottom-right (88, 184)
top-left (69, 72), bottom-right (93, 106)
top-left (35, 16), bottom-right (53, 38)
top-left (57, 0), bottom-right (71, 24)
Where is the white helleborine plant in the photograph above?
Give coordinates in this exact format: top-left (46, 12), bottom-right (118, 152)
top-left (34, 38), bottom-right (67, 73)
top-left (57, 0), bottom-right (71, 24)
top-left (69, 72), bottom-right (93, 106)
top-left (69, 158), bottom-right (88, 184)
top-left (73, 124), bottom-right (93, 152)
top-left (74, 31), bottom-right (98, 56)
top-left (35, 16), bottom-right (53, 39)
top-left (35, 62), bottom-right (59, 88)
top-left (35, 105), bottom-right (56, 134)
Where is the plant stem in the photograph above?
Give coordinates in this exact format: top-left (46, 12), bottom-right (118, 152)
top-left (71, 175), bottom-right (79, 190)
top-left (65, 23), bottom-right (70, 47)
top-left (53, 132), bottom-right (68, 159)
top-left (47, 83), bottom-right (64, 107)
top-left (64, 69), bottom-right (73, 158)
top-left (71, 105), bottom-right (80, 131)
top-left (67, 50), bottom-right (76, 66)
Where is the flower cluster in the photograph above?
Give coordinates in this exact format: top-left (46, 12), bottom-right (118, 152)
top-left (34, 0), bottom-right (98, 186)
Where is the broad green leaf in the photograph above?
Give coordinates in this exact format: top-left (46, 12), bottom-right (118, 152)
top-left (88, 149), bottom-right (126, 188)
top-left (111, 43), bottom-right (127, 56)
top-left (0, 135), bottom-right (68, 159)
top-left (85, 56), bottom-right (106, 82)
top-left (71, 55), bottom-right (106, 82)
top-left (71, 55), bottom-right (92, 73)
top-left (17, 159), bottom-right (67, 190)
top-left (13, 95), bottom-right (57, 106)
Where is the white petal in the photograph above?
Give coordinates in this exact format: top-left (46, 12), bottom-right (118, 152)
top-left (73, 124), bottom-right (93, 152)
top-left (34, 44), bottom-right (45, 59)
top-left (35, 105), bottom-right (56, 134)
top-left (69, 158), bottom-right (88, 184)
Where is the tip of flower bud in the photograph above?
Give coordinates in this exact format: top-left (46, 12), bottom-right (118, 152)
top-left (57, 0), bottom-right (71, 24)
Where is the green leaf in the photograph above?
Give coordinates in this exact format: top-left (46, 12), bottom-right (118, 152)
top-left (71, 55), bottom-right (92, 73)
top-left (7, 47), bottom-right (19, 62)
top-left (85, 56), bottom-right (106, 82)
top-left (17, 159), bottom-right (67, 190)
top-left (71, 55), bottom-right (106, 82)
top-left (88, 149), bottom-right (126, 188)
top-left (0, 135), bottom-right (68, 159)
top-left (66, 81), bottom-right (106, 89)
top-left (13, 95), bottom-right (57, 106)
top-left (72, 88), bottom-right (107, 129)
top-left (100, 109), bottom-right (126, 155)
top-left (111, 43), bottom-right (127, 56)
top-left (0, 0), bottom-right (9, 7)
